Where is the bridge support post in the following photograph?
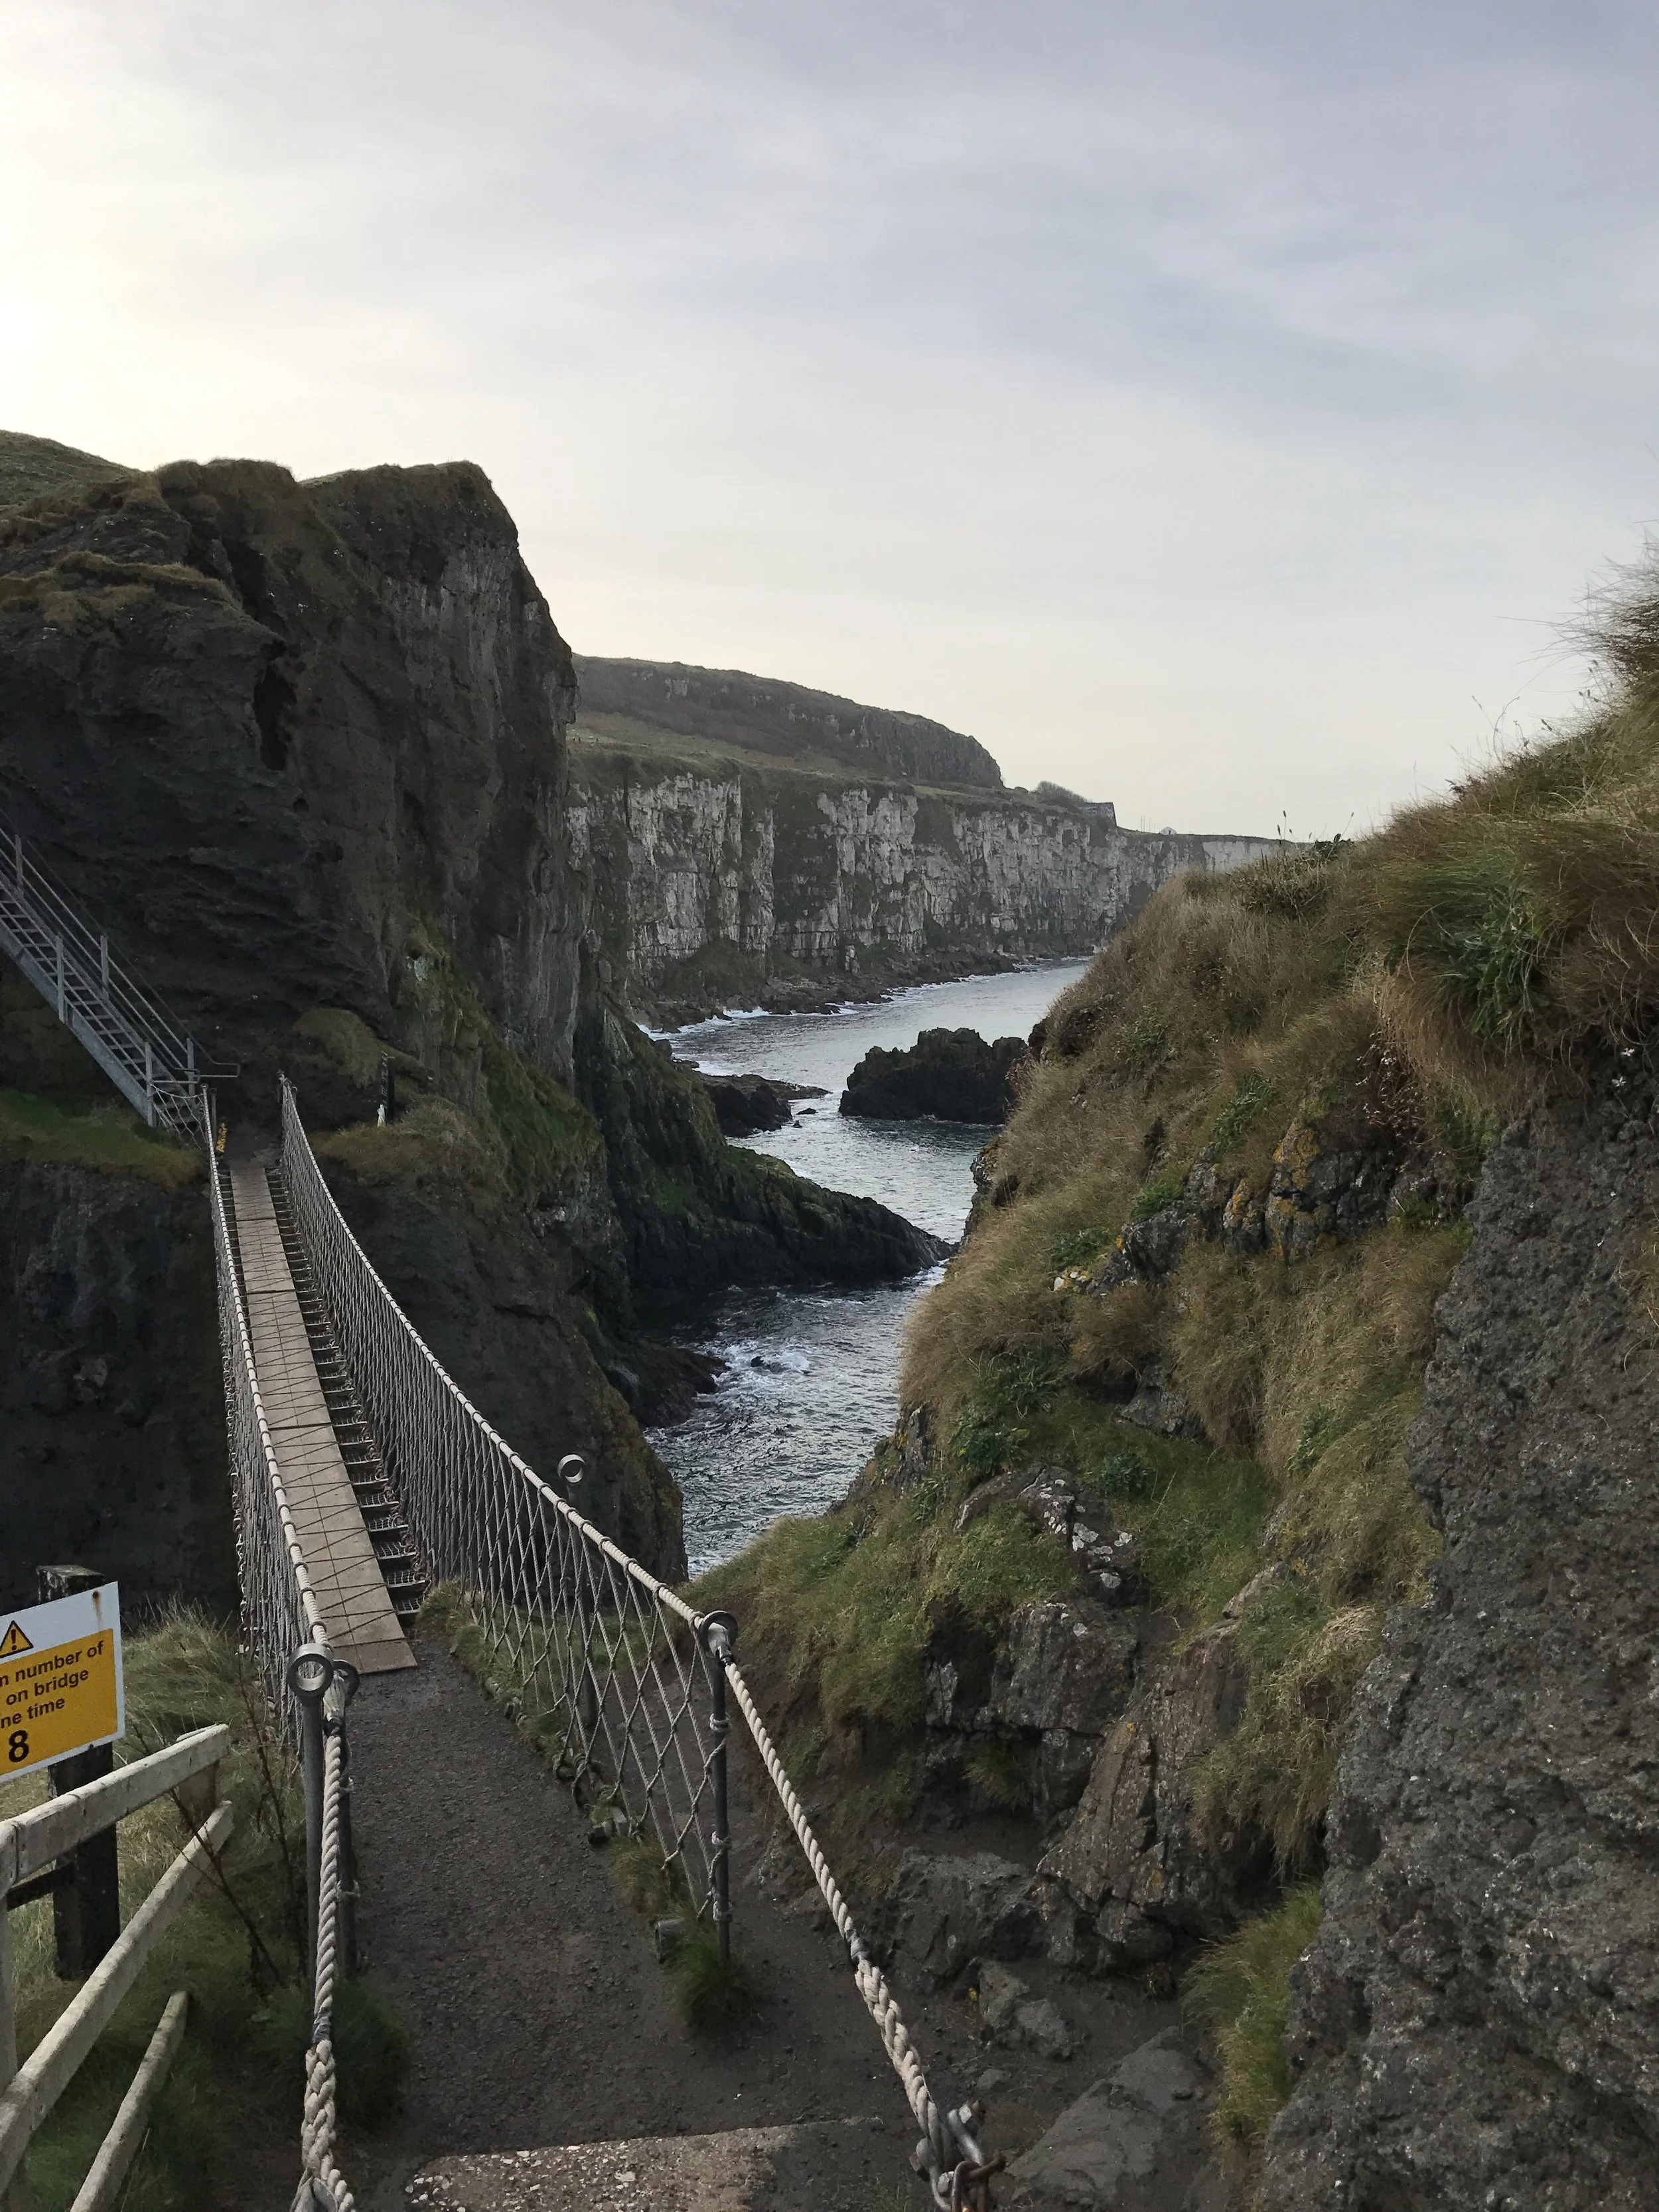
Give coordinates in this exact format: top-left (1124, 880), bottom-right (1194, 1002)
top-left (330, 1662), bottom-right (361, 1982)
top-left (288, 1647), bottom-right (332, 1972)
top-left (700, 1612), bottom-right (739, 1964)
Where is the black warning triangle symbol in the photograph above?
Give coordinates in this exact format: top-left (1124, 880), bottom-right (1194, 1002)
top-left (0, 1620), bottom-right (34, 1659)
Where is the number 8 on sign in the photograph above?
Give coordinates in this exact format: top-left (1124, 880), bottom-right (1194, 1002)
top-left (0, 1584), bottom-right (124, 1786)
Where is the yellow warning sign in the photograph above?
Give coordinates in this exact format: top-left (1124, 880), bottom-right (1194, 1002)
top-left (0, 1584), bottom-right (124, 1784)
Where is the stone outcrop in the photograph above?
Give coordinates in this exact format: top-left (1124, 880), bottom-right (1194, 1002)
top-left (1262, 1085), bottom-right (1659, 2211)
top-left (567, 697), bottom-right (1281, 1025)
top-left (0, 445), bottom-right (945, 1596)
top-left (1039, 1620), bottom-right (1271, 1974)
top-left (1004, 2029), bottom-right (1221, 2211)
top-left (841, 1027), bottom-right (1025, 1124)
top-left (869, 1848), bottom-right (1043, 1982)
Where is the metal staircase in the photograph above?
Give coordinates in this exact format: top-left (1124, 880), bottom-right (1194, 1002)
top-left (0, 806), bottom-right (236, 1129)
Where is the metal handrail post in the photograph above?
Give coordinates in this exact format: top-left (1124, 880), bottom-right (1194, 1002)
top-left (143, 1041), bottom-right (153, 1127)
top-left (100, 934), bottom-right (109, 995)
top-left (325, 1663), bottom-right (360, 1980)
top-left (54, 935), bottom-right (66, 1022)
top-left (288, 1648), bottom-right (332, 1972)
top-left (701, 1612), bottom-right (737, 1962)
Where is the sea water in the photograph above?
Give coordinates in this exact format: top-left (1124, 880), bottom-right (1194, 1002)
top-left (648, 962), bottom-right (1091, 1573)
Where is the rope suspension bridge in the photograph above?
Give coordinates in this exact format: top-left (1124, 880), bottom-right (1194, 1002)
top-left (0, 817), bottom-right (1002, 2211)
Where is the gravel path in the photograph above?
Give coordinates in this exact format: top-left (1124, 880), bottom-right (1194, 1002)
top-left (342, 1642), bottom-right (914, 2209)
top-left (340, 1640), bottom-right (1198, 2209)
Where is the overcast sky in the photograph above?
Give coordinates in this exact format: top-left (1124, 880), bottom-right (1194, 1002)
top-left (3, 1), bottom-right (1656, 834)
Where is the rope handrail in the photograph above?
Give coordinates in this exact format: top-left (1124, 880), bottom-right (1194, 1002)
top-left (721, 1658), bottom-right (999, 2207)
top-left (201, 1096), bottom-right (354, 2212)
top-left (274, 1075), bottom-right (702, 1625)
top-left (275, 1075), bottom-right (998, 2205)
top-left (277, 1074), bottom-right (727, 1908)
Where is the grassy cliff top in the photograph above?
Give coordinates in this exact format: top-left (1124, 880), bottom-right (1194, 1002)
top-left (572, 653), bottom-right (1007, 793)
top-left (0, 429), bottom-right (134, 510)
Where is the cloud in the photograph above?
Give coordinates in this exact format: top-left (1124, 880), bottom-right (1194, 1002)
top-left (2, 0), bottom-right (1654, 832)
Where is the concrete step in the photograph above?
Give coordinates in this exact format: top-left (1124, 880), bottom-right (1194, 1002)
top-left (406, 2120), bottom-right (905, 2212)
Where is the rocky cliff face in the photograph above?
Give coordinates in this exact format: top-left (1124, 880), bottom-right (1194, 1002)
top-left (0, 1155), bottom-right (230, 1614)
top-left (1262, 1081), bottom-right (1659, 2211)
top-left (569, 739), bottom-right (1277, 1023)
top-left (0, 445), bottom-right (942, 1593)
top-left (0, 457), bottom-right (582, 1072)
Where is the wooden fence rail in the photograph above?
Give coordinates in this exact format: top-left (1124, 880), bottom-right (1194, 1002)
top-left (0, 1726), bottom-right (233, 2209)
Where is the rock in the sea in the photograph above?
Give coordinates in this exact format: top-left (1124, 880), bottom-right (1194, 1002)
top-left (841, 1027), bottom-right (1026, 1123)
top-left (1003, 2028), bottom-right (1213, 2209)
top-left (697, 1069), bottom-right (796, 1134)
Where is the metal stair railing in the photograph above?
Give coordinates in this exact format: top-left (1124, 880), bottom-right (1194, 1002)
top-left (0, 808), bottom-right (236, 1130)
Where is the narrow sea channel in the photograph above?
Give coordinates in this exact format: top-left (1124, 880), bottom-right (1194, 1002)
top-left (648, 962), bottom-right (1091, 1573)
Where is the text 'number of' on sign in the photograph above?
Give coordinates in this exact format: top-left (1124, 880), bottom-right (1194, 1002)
top-left (0, 1582), bottom-right (125, 1783)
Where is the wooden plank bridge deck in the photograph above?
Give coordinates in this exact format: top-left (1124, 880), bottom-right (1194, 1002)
top-left (228, 1161), bottom-right (414, 1675)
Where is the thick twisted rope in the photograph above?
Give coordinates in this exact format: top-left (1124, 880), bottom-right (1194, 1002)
top-left (721, 1659), bottom-right (974, 2197)
top-left (299, 1722), bottom-right (355, 2212)
top-left (273, 1082), bottom-right (993, 2199)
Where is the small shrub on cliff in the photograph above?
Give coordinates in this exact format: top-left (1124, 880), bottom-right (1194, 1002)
top-left (1192, 1590), bottom-right (1382, 1873)
top-left (1050, 1224), bottom-right (1113, 1272)
top-left (1128, 1170), bottom-right (1185, 1221)
top-left (950, 1348), bottom-right (1065, 1476)
top-left (1211, 1072), bottom-right (1275, 1158)
top-left (964, 1739), bottom-right (1034, 1812)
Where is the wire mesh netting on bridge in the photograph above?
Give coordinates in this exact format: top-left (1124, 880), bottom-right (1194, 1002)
top-left (205, 1100), bottom-right (359, 2212)
top-left (273, 1076), bottom-right (1002, 2209)
top-left (275, 1078), bottom-right (731, 1920)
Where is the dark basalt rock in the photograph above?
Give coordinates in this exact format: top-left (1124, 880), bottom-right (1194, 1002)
top-left (693, 1069), bottom-right (826, 1135)
top-left (841, 1027), bottom-right (1025, 1124)
top-left (1263, 1084), bottom-right (1659, 2211)
top-left (0, 449), bottom-right (947, 1601)
top-left (0, 1159), bottom-right (232, 1613)
top-left (699, 1071), bottom-right (792, 1133)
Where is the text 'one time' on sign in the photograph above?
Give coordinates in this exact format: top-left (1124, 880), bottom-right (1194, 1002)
top-left (0, 1582), bottom-right (125, 1782)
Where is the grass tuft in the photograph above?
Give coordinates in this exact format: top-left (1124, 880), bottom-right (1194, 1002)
top-left (667, 1919), bottom-right (757, 2029)
top-left (1187, 1884), bottom-right (1324, 2175)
